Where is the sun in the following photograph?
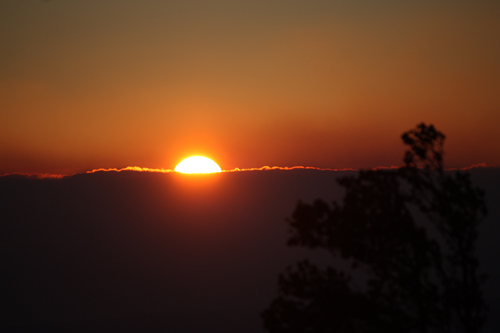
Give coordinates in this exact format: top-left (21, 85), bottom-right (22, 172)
top-left (174, 156), bottom-right (222, 174)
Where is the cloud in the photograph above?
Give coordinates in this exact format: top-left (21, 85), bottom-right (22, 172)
top-left (0, 172), bottom-right (65, 179)
top-left (222, 166), bottom-right (359, 172)
top-left (446, 163), bottom-right (493, 171)
top-left (86, 166), bottom-right (174, 174)
top-left (2, 163), bottom-right (498, 179)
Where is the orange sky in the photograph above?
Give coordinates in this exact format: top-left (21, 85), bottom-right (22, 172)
top-left (1, 1), bottom-right (499, 175)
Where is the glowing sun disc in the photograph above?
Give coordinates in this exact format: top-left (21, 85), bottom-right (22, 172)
top-left (174, 156), bottom-right (222, 174)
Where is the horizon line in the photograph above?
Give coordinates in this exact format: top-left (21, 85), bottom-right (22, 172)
top-left (0, 163), bottom-right (496, 179)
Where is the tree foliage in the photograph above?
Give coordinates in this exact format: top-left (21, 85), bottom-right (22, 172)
top-left (262, 124), bottom-right (487, 332)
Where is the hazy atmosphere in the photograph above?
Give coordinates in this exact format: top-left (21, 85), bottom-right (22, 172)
top-left (1, 1), bottom-right (499, 175)
top-left (1, 1), bottom-right (499, 332)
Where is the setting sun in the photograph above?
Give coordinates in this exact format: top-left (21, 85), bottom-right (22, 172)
top-left (174, 156), bottom-right (222, 174)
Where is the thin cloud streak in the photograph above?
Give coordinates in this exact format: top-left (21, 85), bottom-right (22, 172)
top-left (0, 173), bottom-right (65, 179)
top-left (86, 166), bottom-right (174, 174)
top-left (222, 166), bottom-right (358, 172)
top-left (447, 163), bottom-right (491, 171)
top-left (1, 164), bottom-right (498, 179)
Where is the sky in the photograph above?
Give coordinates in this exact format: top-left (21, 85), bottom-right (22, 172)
top-left (1, 0), bottom-right (499, 175)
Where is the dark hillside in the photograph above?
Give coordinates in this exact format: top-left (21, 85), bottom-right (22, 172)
top-left (1, 169), bottom-right (498, 332)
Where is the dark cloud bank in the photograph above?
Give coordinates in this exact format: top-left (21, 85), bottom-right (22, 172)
top-left (1, 169), bottom-right (499, 332)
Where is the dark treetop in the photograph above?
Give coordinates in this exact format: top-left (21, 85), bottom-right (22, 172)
top-left (263, 124), bottom-right (488, 333)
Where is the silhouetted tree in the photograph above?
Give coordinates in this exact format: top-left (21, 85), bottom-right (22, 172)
top-left (263, 124), bottom-right (487, 333)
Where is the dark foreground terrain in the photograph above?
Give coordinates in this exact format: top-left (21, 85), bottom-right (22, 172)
top-left (1, 168), bottom-right (499, 332)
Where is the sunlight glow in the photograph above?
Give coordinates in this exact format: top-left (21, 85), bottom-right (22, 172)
top-left (174, 156), bottom-right (222, 174)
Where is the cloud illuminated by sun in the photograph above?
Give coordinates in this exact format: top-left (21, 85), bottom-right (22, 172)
top-left (4, 163), bottom-right (493, 179)
top-left (174, 156), bottom-right (222, 174)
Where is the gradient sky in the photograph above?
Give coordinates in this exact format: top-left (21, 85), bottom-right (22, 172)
top-left (1, 0), bottom-right (499, 175)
